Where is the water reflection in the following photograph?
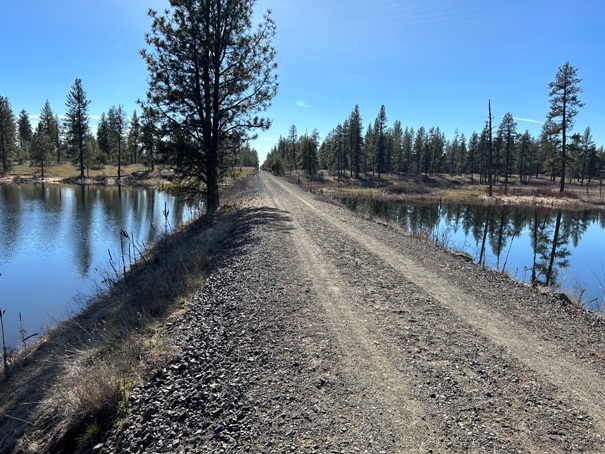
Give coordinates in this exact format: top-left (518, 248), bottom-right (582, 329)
top-left (0, 183), bottom-right (199, 348)
top-left (340, 197), bottom-right (604, 309)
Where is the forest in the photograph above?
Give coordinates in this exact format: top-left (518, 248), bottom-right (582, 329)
top-left (0, 85), bottom-right (259, 179)
top-left (264, 106), bottom-right (603, 189)
top-left (264, 63), bottom-right (599, 193)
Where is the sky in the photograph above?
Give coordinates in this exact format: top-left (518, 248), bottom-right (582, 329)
top-left (2, 0), bottom-right (604, 165)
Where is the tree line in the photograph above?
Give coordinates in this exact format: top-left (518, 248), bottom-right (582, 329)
top-left (264, 63), bottom-right (598, 192)
top-left (0, 79), bottom-right (259, 181)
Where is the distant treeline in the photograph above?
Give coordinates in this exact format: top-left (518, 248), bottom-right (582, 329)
top-left (0, 91), bottom-right (259, 177)
top-left (264, 104), bottom-right (603, 186)
top-left (264, 63), bottom-right (599, 190)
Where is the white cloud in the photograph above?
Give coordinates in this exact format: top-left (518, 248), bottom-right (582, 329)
top-left (296, 100), bottom-right (310, 108)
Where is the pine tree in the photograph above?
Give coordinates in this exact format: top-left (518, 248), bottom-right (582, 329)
top-left (402, 127), bottom-right (413, 175)
top-left (348, 105), bottom-right (363, 178)
top-left (300, 130), bottom-right (319, 176)
top-left (140, 107), bottom-right (158, 170)
top-left (39, 101), bottom-right (59, 163)
top-left (467, 132), bottom-right (480, 183)
top-left (17, 109), bottom-right (32, 164)
top-left (498, 112), bottom-right (517, 195)
top-left (374, 105), bottom-right (388, 180)
top-left (141, 0), bottom-right (278, 214)
top-left (65, 78), bottom-right (91, 178)
top-left (97, 112), bottom-right (111, 164)
top-left (31, 122), bottom-right (52, 178)
top-left (413, 127), bottom-right (425, 177)
top-left (391, 120), bottom-right (403, 175)
top-left (108, 105), bottom-right (127, 180)
top-left (547, 62), bottom-right (584, 192)
top-left (287, 124), bottom-right (298, 175)
top-left (0, 97), bottom-right (17, 173)
top-left (518, 130), bottom-right (532, 183)
top-left (127, 110), bottom-right (141, 164)
top-left (578, 127), bottom-right (596, 186)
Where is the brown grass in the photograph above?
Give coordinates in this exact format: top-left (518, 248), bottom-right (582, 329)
top-left (7, 163), bottom-right (149, 179)
top-left (0, 175), bottom-right (251, 453)
top-left (295, 170), bottom-right (605, 211)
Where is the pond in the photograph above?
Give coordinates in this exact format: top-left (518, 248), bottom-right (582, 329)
top-left (0, 183), bottom-right (200, 349)
top-left (340, 197), bottom-right (605, 311)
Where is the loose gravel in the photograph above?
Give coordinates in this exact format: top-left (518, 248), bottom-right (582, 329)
top-left (101, 172), bottom-right (605, 452)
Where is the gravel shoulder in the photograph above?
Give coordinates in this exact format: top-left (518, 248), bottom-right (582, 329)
top-left (103, 171), bottom-right (605, 452)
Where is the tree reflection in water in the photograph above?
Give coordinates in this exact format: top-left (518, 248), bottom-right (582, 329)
top-left (340, 197), bottom-right (598, 306)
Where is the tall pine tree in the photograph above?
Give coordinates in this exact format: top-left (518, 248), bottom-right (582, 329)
top-left (65, 78), bottom-right (91, 178)
top-left (547, 62), bottom-right (584, 192)
top-left (0, 97), bottom-right (16, 173)
top-left (141, 0), bottom-right (278, 214)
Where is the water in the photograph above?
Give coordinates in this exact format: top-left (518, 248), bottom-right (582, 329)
top-left (340, 197), bottom-right (605, 311)
top-left (0, 183), bottom-right (201, 348)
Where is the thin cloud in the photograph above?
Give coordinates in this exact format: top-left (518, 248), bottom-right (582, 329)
top-left (296, 100), bottom-right (310, 108)
top-left (513, 117), bottom-right (544, 125)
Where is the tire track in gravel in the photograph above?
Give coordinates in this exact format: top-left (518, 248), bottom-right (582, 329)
top-left (260, 173), bottom-right (434, 450)
top-left (261, 171), bottom-right (605, 436)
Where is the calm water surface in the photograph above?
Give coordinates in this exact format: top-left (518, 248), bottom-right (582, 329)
top-left (0, 183), bottom-right (200, 348)
top-left (341, 197), bottom-right (605, 311)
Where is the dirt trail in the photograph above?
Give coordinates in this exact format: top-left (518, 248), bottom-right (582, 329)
top-left (259, 171), bottom-right (605, 451)
top-left (102, 171), bottom-right (605, 453)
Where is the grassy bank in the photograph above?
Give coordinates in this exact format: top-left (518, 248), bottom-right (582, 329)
top-left (0, 175), bottom-right (252, 453)
top-left (291, 170), bottom-right (605, 211)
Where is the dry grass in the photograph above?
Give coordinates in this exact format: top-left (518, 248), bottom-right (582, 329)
top-left (0, 176), bottom-right (251, 453)
top-left (8, 163), bottom-right (149, 179)
top-left (296, 171), bottom-right (605, 211)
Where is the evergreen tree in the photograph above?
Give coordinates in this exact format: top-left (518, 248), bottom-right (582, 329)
top-left (578, 127), bottom-right (596, 185)
top-left (0, 97), bottom-right (17, 173)
top-left (96, 112), bottom-right (111, 164)
top-left (540, 119), bottom-right (560, 182)
top-left (348, 105), bottom-right (363, 178)
top-left (31, 122), bottom-right (52, 178)
top-left (374, 105), bottom-right (388, 180)
top-left (127, 110), bottom-right (141, 164)
top-left (449, 129), bottom-right (460, 175)
top-left (518, 130), bottom-right (532, 183)
top-left (140, 107), bottom-right (158, 170)
top-left (300, 130), bottom-right (319, 176)
top-left (391, 120), bottom-right (403, 175)
top-left (458, 133), bottom-right (467, 175)
top-left (547, 62), bottom-right (584, 192)
top-left (108, 105), bottom-right (127, 180)
top-left (402, 127), bottom-right (413, 175)
top-left (17, 109), bottom-right (33, 164)
top-left (39, 101), bottom-right (59, 163)
top-left (287, 124), bottom-right (298, 175)
top-left (467, 131), bottom-right (480, 183)
top-left (413, 127), bottom-right (425, 177)
top-left (365, 123), bottom-right (375, 177)
top-left (487, 101), bottom-right (494, 196)
top-left (498, 112), bottom-right (517, 195)
top-left (65, 78), bottom-right (91, 178)
top-left (141, 0), bottom-right (278, 214)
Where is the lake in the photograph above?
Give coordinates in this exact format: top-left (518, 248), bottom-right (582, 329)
top-left (0, 183), bottom-right (200, 349)
top-left (340, 197), bottom-right (605, 311)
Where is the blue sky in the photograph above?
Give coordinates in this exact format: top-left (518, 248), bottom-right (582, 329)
top-left (2, 1), bottom-right (604, 164)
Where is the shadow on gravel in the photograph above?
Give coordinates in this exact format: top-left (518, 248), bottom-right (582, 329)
top-left (231, 206), bottom-right (295, 235)
top-left (0, 202), bottom-right (295, 453)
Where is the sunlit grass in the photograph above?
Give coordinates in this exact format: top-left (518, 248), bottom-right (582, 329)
top-left (10, 163), bottom-right (149, 179)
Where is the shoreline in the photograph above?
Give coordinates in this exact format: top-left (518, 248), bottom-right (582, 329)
top-left (0, 168), bottom-right (174, 188)
top-left (292, 170), bottom-right (605, 212)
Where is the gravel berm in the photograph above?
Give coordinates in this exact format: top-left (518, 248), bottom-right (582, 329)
top-left (102, 171), bottom-right (605, 453)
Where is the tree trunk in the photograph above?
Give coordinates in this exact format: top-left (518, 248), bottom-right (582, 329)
top-left (206, 147), bottom-right (220, 217)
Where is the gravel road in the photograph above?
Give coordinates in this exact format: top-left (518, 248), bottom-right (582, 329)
top-left (103, 171), bottom-right (605, 452)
